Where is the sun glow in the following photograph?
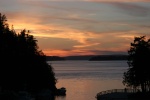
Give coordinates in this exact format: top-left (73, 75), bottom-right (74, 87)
top-left (3, 0), bottom-right (150, 56)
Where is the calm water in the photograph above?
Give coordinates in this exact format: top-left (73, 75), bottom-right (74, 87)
top-left (47, 60), bottom-right (128, 100)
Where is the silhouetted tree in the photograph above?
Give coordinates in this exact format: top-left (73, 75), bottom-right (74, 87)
top-left (0, 13), bottom-right (57, 96)
top-left (123, 36), bottom-right (150, 92)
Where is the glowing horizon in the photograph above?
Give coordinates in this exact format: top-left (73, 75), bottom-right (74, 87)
top-left (1, 0), bottom-right (150, 56)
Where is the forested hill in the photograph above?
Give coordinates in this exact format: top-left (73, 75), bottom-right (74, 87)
top-left (46, 56), bottom-right (65, 61)
top-left (46, 55), bottom-right (128, 61)
top-left (89, 55), bottom-right (128, 61)
top-left (46, 55), bottom-right (92, 61)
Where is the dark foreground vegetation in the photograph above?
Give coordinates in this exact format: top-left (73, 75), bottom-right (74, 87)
top-left (0, 13), bottom-right (57, 99)
top-left (123, 36), bottom-right (150, 92)
top-left (128, 92), bottom-right (150, 100)
top-left (96, 36), bottom-right (150, 100)
top-left (96, 89), bottom-right (150, 100)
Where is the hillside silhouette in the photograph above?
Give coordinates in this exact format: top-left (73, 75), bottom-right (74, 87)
top-left (46, 55), bottom-right (128, 61)
top-left (89, 55), bottom-right (127, 61)
top-left (0, 13), bottom-right (57, 99)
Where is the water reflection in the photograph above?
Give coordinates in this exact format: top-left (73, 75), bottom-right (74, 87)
top-left (55, 79), bottom-right (125, 100)
top-left (50, 60), bottom-right (128, 100)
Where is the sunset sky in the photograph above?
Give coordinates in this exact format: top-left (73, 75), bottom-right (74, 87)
top-left (0, 0), bottom-right (150, 56)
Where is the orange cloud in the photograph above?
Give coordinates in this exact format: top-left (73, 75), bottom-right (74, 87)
top-left (42, 49), bottom-right (96, 57)
top-left (3, 0), bottom-right (150, 56)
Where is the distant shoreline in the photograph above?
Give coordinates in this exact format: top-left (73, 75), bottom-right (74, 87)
top-left (46, 55), bottom-right (128, 61)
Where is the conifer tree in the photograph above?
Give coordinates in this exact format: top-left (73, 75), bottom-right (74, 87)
top-left (123, 36), bottom-right (150, 92)
top-left (0, 13), bottom-right (57, 95)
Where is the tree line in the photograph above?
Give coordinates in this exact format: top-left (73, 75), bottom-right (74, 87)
top-left (0, 13), bottom-right (57, 97)
top-left (123, 36), bottom-right (150, 92)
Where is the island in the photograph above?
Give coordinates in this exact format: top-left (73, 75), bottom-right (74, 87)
top-left (46, 56), bottom-right (65, 61)
top-left (89, 55), bottom-right (128, 61)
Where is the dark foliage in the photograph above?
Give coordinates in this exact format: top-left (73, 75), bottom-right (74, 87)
top-left (123, 36), bottom-right (150, 92)
top-left (128, 92), bottom-right (150, 100)
top-left (0, 13), bottom-right (57, 95)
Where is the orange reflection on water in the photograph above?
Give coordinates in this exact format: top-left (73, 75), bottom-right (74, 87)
top-left (55, 78), bottom-right (125, 100)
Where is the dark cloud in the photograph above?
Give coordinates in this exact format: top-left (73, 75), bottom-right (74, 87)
top-left (132, 24), bottom-right (150, 29)
top-left (109, 2), bottom-right (150, 17)
top-left (22, 1), bottom-right (99, 13)
top-left (43, 16), bottom-right (99, 23)
top-left (57, 49), bottom-right (128, 55)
